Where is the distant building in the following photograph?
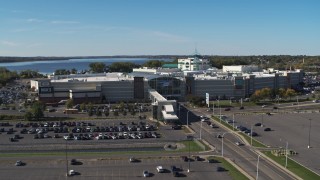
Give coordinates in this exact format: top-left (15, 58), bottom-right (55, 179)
top-left (178, 55), bottom-right (210, 71)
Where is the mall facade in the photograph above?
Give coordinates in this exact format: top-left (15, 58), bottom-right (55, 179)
top-left (30, 65), bottom-right (303, 122)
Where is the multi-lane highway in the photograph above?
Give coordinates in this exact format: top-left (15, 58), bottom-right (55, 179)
top-left (179, 104), bottom-right (299, 180)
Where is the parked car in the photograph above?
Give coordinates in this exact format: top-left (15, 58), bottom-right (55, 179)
top-left (129, 157), bottom-right (139, 163)
top-left (15, 160), bottom-right (23, 166)
top-left (156, 166), bottom-right (164, 173)
top-left (264, 128), bottom-right (271, 131)
top-left (235, 141), bottom-right (243, 146)
top-left (217, 166), bottom-right (226, 172)
top-left (143, 170), bottom-right (150, 177)
top-left (255, 123), bottom-right (262, 126)
top-left (68, 170), bottom-right (76, 176)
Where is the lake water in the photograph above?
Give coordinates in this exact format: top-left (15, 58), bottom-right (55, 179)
top-left (0, 58), bottom-right (170, 74)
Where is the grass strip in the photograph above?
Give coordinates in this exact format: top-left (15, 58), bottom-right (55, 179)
top-left (207, 156), bottom-right (249, 180)
top-left (262, 151), bottom-right (320, 180)
top-left (0, 140), bottom-right (204, 158)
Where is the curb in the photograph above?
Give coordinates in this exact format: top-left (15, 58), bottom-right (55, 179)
top-left (224, 157), bottom-right (255, 180)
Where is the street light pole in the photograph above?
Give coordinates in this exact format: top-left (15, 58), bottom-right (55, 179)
top-left (256, 154), bottom-right (261, 180)
top-left (187, 135), bottom-right (193, 173)
top-left (65, 139), bottom-right (69, 177)
top-left (308, 119), bottom-right (312, 148)
top-left (200, 120), bottom-right (203, 140)
top-left (212, 101), bottom-right (214, 116)
top-left (187, 110), bottom-right (190, 127)
top-left (218, 99), bottom-right (221, 122)
top-left (285, 141), bottom-right (288, 168)
top-left (251, 125), bottom-right (253, 146)
top-left (233, 113), bottom-right (235, 131)
top-left (221, 132), bottom-right (227, 157)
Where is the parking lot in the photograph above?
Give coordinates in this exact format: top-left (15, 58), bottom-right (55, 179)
top-left (0, 119), bottom-right (188, 152)
top-left (0, 155), bottom-right (232, 180)
top-left (228, 112), bottom-right (320, 174)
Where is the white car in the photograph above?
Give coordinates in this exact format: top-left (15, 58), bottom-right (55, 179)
top-left (68, 170), bottom-right (76, 176)
top-left (156, 166), bottom-right (164, 173)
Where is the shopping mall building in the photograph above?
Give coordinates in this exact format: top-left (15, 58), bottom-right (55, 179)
top-left (30, 60), bottom-right (304, 123)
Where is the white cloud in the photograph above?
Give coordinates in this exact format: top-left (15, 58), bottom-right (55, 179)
top-left (0, 40), bottom-right (19, 47)
top-left (51, 20), bottom-right (79, 24)
top-left (26, 18), bottom-right (43, 23)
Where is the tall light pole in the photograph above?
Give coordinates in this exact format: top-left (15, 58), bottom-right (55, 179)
top-left (221, 132), bottom-right (228, 157)
top-left (285, 141), bottom-right (288, 168)
top-left (187, 110), bottom-right (190, 127)
top-left (256, 154), bottom-right (261, 180)
top-left (232, 113), bottom-right (235, 131)
top-left (65, 139), bottom-right (69, 177)
top-left (251, 125), bottom-right (253, 146)
top-left (212, 101), bottom-right (215, 116)
top-left (218, 99), bottom-right (221, 122)
top-left (200, 120), bottom-right (203, 140)
top-left (308, 119), bottom-right (312, 148)
top-left (187, 135), bottom-right (193, 173)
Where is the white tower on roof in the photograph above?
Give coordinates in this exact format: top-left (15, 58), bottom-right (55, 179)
top-left (178, 49), bottom-right (210, 71)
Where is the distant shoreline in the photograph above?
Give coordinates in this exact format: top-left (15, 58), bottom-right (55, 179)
top-left (0, 55), bottom-right (181, 63)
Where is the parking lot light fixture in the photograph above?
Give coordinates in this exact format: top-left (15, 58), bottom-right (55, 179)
top-left (256, 154), bottom-right (261, 180)
top-left (285, 141), bottom-right (288, 168)
top-left (187, 135), bottom-right (193, 173)
top-left (232, 114), bottom-right (235, 131)
top-left (251, 125), bottom-right (253, 146)
top-left (65, 139), bottom-right (69, 177)
top-left (308, 119), bottom-right (312, 149)
top-left (187, 110), bottom-right (190, 127)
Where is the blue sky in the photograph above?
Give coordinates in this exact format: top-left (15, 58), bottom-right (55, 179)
top-left (0, 0), bottom-right (319, 56)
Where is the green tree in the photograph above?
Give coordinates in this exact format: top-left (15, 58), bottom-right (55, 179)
top-left (143, 60), bottom-right (164, 68)
top-left (80, 103), bottom-right (86, 111)
top-left (122, 111), bottom-right (127, 116)
top-left (24, 111), bottom-right (33, 121)
top-left (104, 110), bottom-right (109, 117)
top-left (285, 88), bottom-right (297, 100)
top-left (31, 101), bottom-right (45, 121)
top-left (89, 62), bottom-right (106, 73)
top-left (71, 68), bottom-right (77, 74)
top-left (113, 111), bottom-right (119, 116)
top-left (130, 110), bottom-right (136, 117)
top-left (96, 110), bottom-right (102, 117)
top-left (108, 62), bottom-right (140, 73)
top-left (66, 99), bottom-right (74, 109)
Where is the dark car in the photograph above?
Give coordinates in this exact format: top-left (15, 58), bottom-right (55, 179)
top-left (194, 156), bottom-right (202, 161)
top-left (208, 159), bottom-right (219, 163)
top-left (264, 128), bottom-right (271, 131)
top-left (171, 165), bottom-right (177, 172)
top-left (181, 156), bottom-right (188, 162)
top-left (224, 108), bottom-right (231, 111)
top-left (239, 106), bottom-right (244, 110)
top-left (173, 171), bottom-right (181, 177)
top-left (171, 125), bottom-right (181, 130)
top-left (216, 134), bottom-right (223, 138)
top-left (217, 166), bottom-right (226, 172)
top-left (254, 123), bottom-right (262, 126)
top-left (70, 159), bottom-right (77, 165)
